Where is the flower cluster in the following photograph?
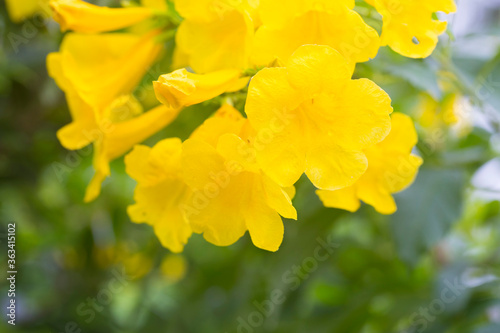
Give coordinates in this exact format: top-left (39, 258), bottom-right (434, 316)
top-left (44, 0), bottom-right (455, 252)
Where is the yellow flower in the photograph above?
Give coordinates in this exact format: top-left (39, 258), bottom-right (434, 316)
top-left (122, 252), bottom-right (154, 280)
top-left (253, 0), bottom-right (379, 67)
top-left (259, 0), bottom-right (355, 29)
top-left (175, 0), bottom-right (257, 23)
top-left (5, 0), bottom-right (48, 22)
top-left (86, 102), bottom-right (181, 203)
top-left (93, 244), bottom-right (153, 279)
top-left (126, 138), bottom-right (193, 253)
top-left (50, 0), bottom-right (155, 33)
top-left (366, 0), bottom-right (457, 58)
top-left (160, 254), bottom-right (188, 282)
top-left (46, 31), bottom-right (171, 201)
top-left (47, 31), bottom-right (162, 116)
top-left (175, 0), bottom-right (255, 72)
top-left (416, 93), bottom-right (459, 128)
top-left (415, 93), bottom-right (472, 138)
top-left (245, 45), bottom-right (393, 190)
top-left (126, 104), bottom-right (295, 252)
top-left (189, 104), bottom-right (249, 147)
top-left (47, 32), bottom-right (169, 200)
top-left (153, 68), bottom-right (248, 109)
top-left (181, 105), bottom-right (297, 251)
top-left (317, 113), bottom-right (423, 214)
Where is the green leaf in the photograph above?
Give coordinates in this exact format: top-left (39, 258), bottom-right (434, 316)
top-left (390, 168), bottom-right (465, 265)
top-left (384, 60), bottom-right (442, 100)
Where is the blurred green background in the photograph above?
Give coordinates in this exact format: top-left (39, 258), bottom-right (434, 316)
top-left (1, 0), bottom-right (500, 332)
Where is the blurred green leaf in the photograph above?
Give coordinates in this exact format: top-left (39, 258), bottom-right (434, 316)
top-left (390, 168), bottom-right (465, 265)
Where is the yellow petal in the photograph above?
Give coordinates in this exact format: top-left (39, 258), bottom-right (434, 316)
top-left (245, 196), bottom-right (284, 252)
top-left (261, 174), bottom-right (297, 220)
top-left (306, 142), bottom-right (368, 190)
top-left (53, 31), bottom-right (161, 111)
top-left (172, 47), bottom-right (191, 71)
top-left (286, 44), bottom-right (352, 96)
top-left (217, 133), bottom-right (259, 173)
top-left (142, 0), bottom-right (168, 10)
top-left (283, 186), bottom-right (296, 200)
top-left (363, 114), bottom-right (423, 195)
top-left (50, 0), bottom-right (154, 33)
top-left (124, 145), bottom-right (153, 183)
top-left (126, 139), bottom-right (192, 253)
top-left (125, 138), bottom-right (183, 186)
top-left (176, 9), bottom-right (253, 72)
top-left (181, 139), bottom-right (229, 190)
top-left (380, 153), bottom-right (423, 194)
top-left (253, 6), bottom-right (379, 66)
top-left (190, 104), bottom-right (246, 148)
top-left (356, 175), bottom-right (397, 215)
top-left (324, 78), bottom-right (393, 150)
top-left (246, 67), bottom-right (303, 130)
top-left (47, 52), bottom-right (71, 92)
top-left (104, 105), bottom-right (181, 161)
top-left (181, 139), bottom-right (248, 246)
top-left (259, 0), bottom-right (355, 29)
top-left (154, 69), bottom-right (244, 109)
top-left (84, 142), bottom-right (109, 202)
top-left (84, 105), bottom-right (181, 202)
top-left (101, 95), bottom-right (144, 124)
top-left (354, 112), bottom-right (423, 214)
top-left (369, 0), bottom-right (456, 58)
top-left (5, 0), bottom-right (40, 22)
top-left (175, 0), bottom-right (252, 23)
top-left (56, 93), bottom-right (98, 150)
top-left (316, 186), bottom-right (360, 212)
top-left (378, 112), bottom-right (419, 152)
top-left (129, 181), bottom-right (192, 253)
top-left (48, 52), bottom-right (99, 150)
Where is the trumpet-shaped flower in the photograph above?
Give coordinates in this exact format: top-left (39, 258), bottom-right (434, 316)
top-left (245, 45), bottom-right (393, 190)
top-left (175, 0), bottom-right (255, 72)
top-left (47, 31), bottom-right (177, 201)
top-left (85, 101), bottom-right (181, 202)
top-left (181, 105), bottom-right (297, 251)
top-left (47, 31), bottom-right (162, 149)
top-left (253, 0), bottom-right (379, 66)
top-left (50, 0), bottom-right (156, 33)
top-left (365, 0), bottom-right (457, 58)
top-left (317, 113), bottom-right (423, 214)
top-left (48, 31), bottom-right (162, 117)
top-left (153, 69), bottom-right (248, 109)
top-left (126, 138), bottom-right (193, 253)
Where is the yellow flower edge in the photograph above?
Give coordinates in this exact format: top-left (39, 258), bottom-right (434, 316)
top-left (317, 113), bottom-right (423, 215)
top-left (366, 0), bottom-right (457, 58)
top-left (50, 0), bottom-right (155, 33)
